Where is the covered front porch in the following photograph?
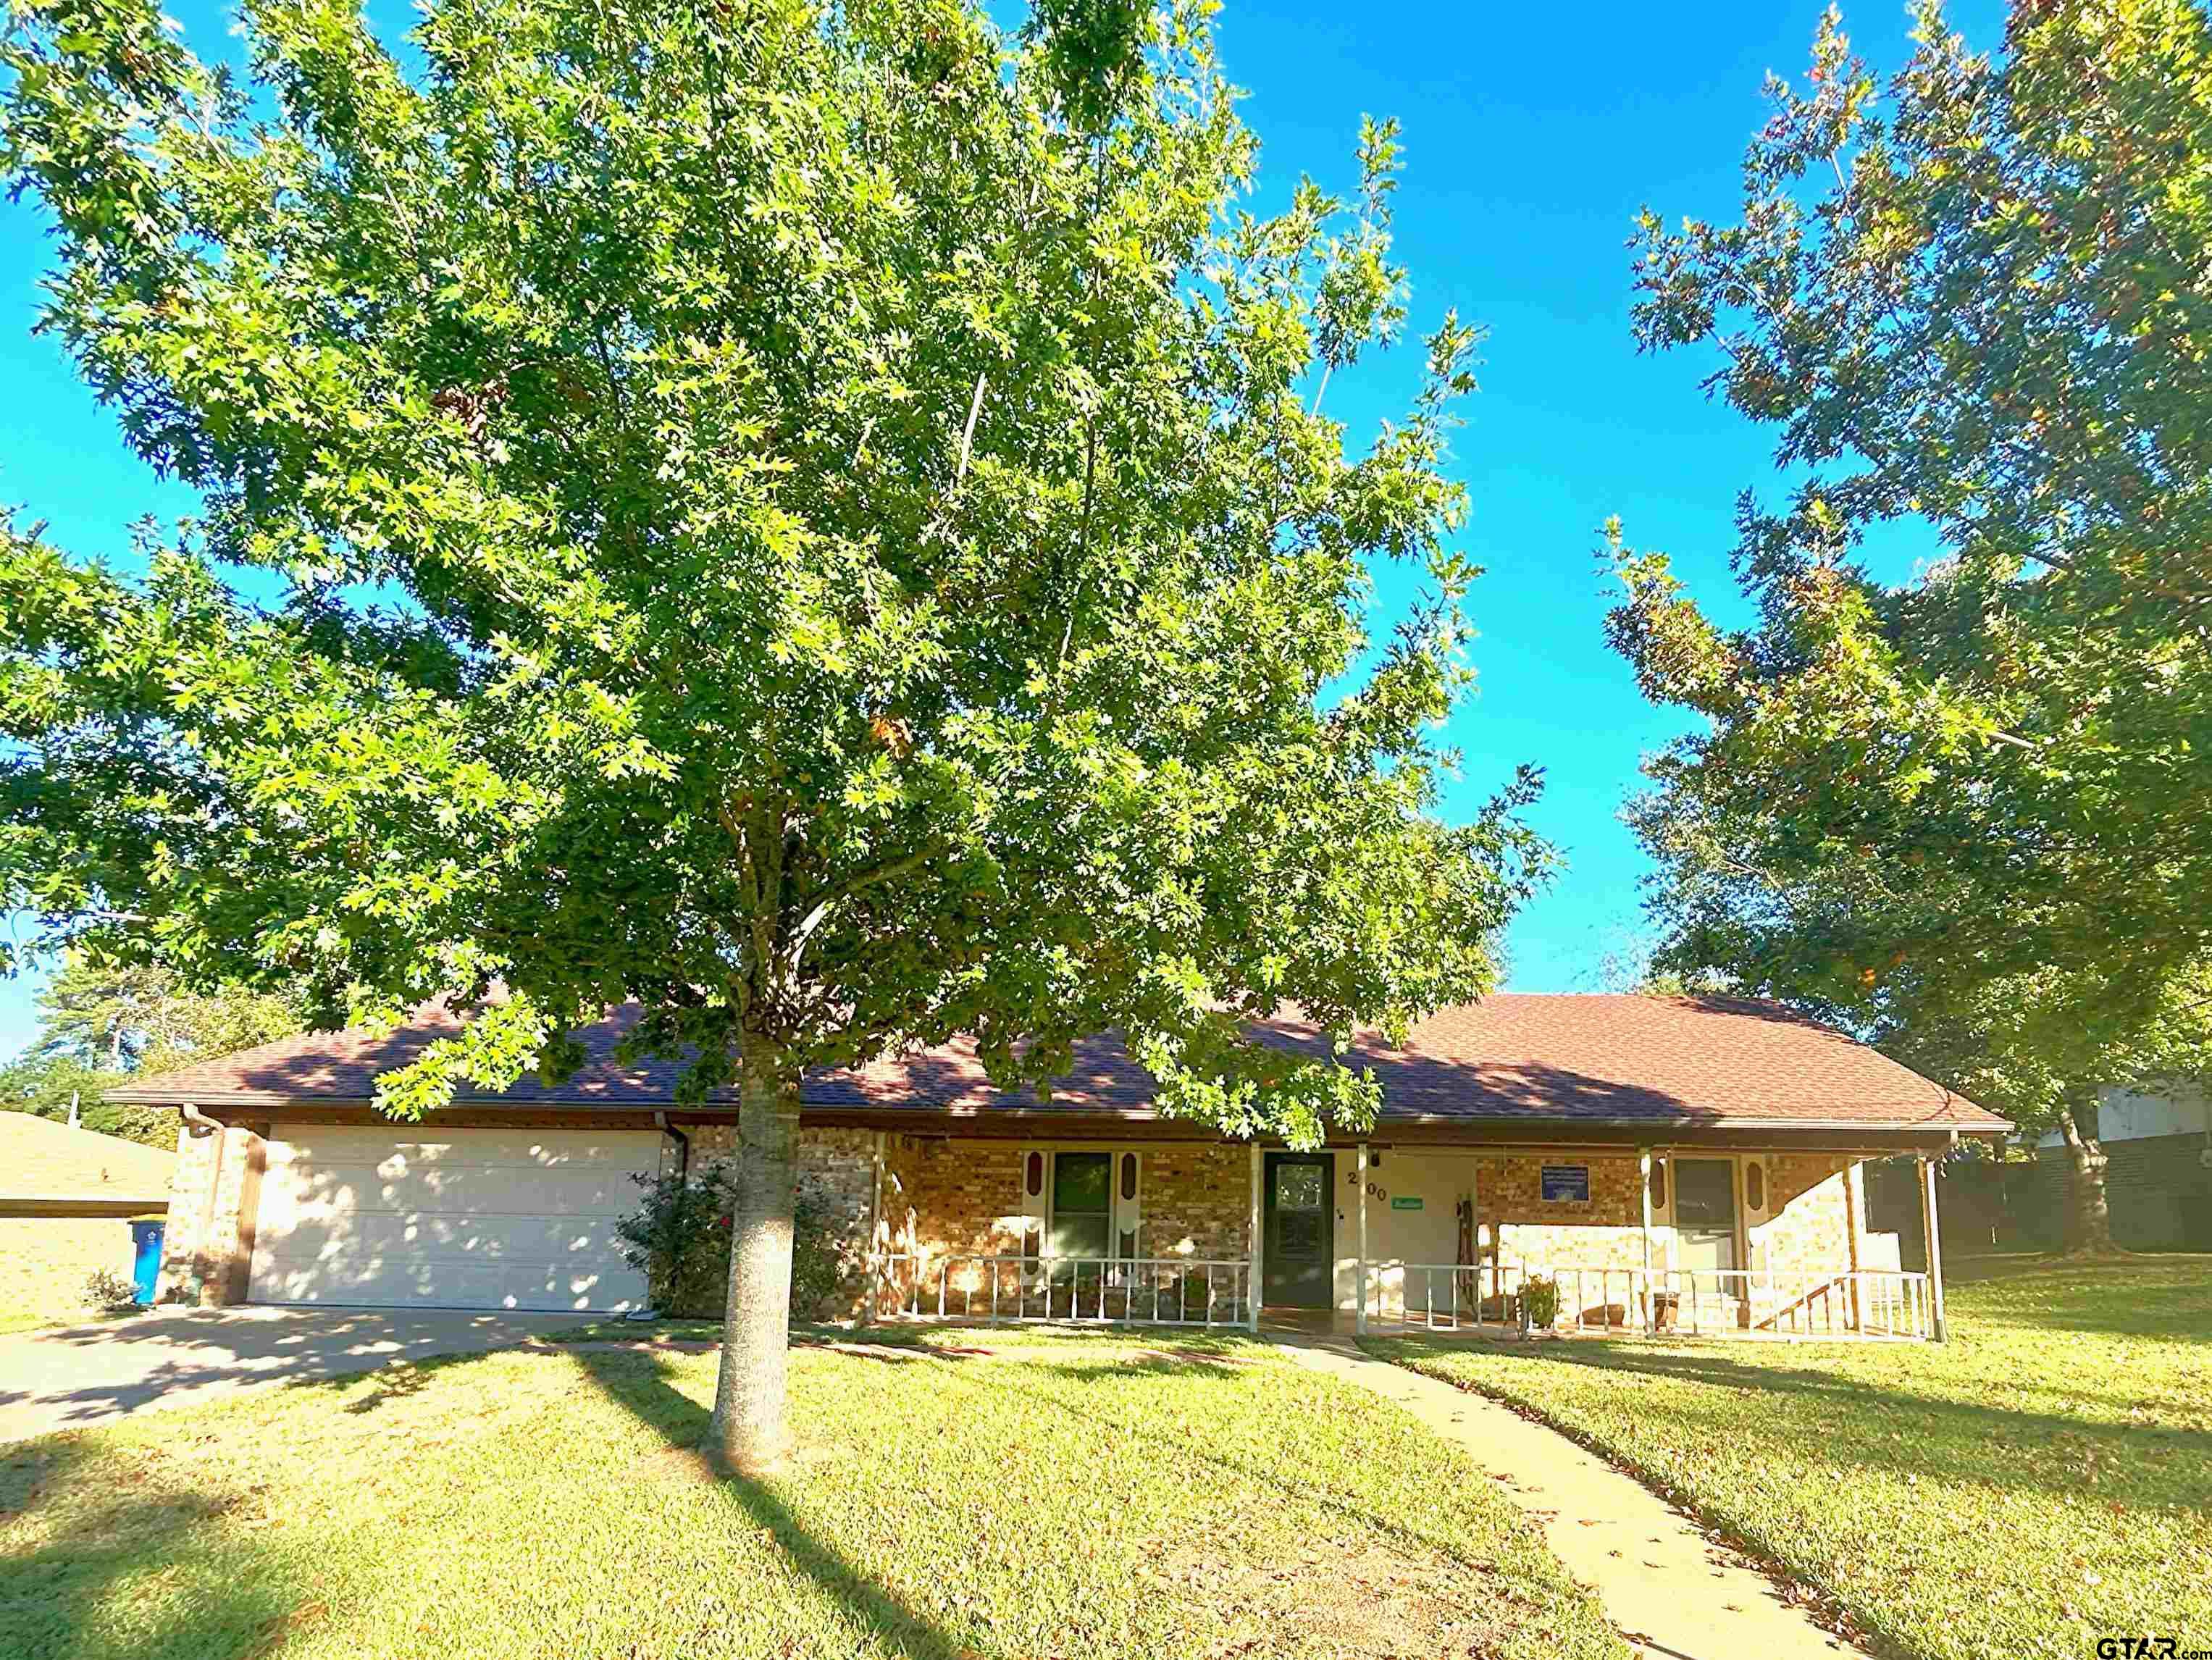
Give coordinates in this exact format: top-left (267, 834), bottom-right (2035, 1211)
top-left (849, 1132), bottom-right (1950, 1343)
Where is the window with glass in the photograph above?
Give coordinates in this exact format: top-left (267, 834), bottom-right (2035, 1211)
top-left (1270, 1159), bottom-right (1327, 1256)
top-left (1050, 1152), bottom-right (1113, 1260)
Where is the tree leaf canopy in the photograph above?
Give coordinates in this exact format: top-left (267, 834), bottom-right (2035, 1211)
top-left (0, 0), bottom-right (1548, 1145)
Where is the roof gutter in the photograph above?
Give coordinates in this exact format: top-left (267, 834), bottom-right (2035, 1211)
top-left (114, 1095), bottom-right (2011, 1140)
top-left (0, 1194), bottom-right (171, 1219)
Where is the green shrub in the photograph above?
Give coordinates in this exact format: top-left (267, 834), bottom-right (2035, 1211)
top-left (612, 1164), bottom-right (730, 1317)
top-left (613, 1161), bottom-right (861, 1320)
top-left (81, 1267), bottom-right (139, 1313)
top-left (1519, 1273), bottom-right (1561, 1330)
top-left (789, 1179), bottom-right (852, 1320)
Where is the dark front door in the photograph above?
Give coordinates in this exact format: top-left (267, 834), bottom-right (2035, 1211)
top-left (1263, 1152), bottom-right (1336, 1308)
top-left (1672, 1157), bottom-right (1740, 1273)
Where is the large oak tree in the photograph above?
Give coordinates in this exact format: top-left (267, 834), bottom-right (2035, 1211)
top-left (1602, 0), bottom-right (2212, 1250)
top-left (0, 0), bottom-right (1546, 1467)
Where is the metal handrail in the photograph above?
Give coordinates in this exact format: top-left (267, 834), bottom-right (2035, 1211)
top-left (1373, 1260), bottom-right (1932, 1341)
top-left (868, 1252), bottom-right (1254, 1328)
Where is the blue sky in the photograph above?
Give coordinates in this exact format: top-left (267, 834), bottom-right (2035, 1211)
top-left (0, 0), bottom-right (2006, 1057)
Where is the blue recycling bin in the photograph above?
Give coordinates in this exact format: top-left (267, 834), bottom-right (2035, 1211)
top-left (129, 1220), bottom-right (165, 1306)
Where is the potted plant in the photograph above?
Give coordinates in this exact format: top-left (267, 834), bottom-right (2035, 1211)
top-left (1518, 1274), bottom-right (1561, 1336)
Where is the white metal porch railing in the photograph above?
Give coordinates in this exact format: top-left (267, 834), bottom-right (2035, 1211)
top-left (869, 1253), bottom-right (1255, 1329)
top-left (1372, 1262), bottom-right (1933, 1341)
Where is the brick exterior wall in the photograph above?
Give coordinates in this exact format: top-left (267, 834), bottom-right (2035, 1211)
top-left (1473, 1152), bottom-right (1857, 1277)
top-left (687, 1123), bottom-right (880, 1317)
top-left (879, 1136), bottom-right (1026, 1259)
top-left (154, 1123), bottom-right (219, 1303)
top-left (1480, 1153), bottom-right (1647, 1270)
top-left (1747, 1155), bottom-right (1854, 1279)
top-left (871, 1137), bottom-right (1254, 1262)
top-left (1137, 1141), bottom-right (1251, 1260)
top-left (1466, 1151), bottom-right (1866, 1329)
top-left (150, 1111), bottom-right (1887, 1324)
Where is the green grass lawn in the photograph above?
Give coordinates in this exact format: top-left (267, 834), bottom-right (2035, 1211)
top-left (1, 1333), bottom-right (1627, 1660)
top-left (1366, 1256), bottom-right (2212, 1660)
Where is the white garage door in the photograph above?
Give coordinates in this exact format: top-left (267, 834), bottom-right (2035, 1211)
top-left (251, 1126), bottom-right (660, 1311)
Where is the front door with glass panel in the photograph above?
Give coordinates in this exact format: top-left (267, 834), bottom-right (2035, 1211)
top-left (1263, 1152), bottom-right (1336, 1307)
top-left (1671, 1157), bottom-right (1740, 1274)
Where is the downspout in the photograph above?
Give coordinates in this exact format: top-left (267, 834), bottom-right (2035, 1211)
top-left (654, 1112), bottom-right (690, 1183)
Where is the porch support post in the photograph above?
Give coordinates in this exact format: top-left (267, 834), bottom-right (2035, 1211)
top-left (862, 1131), bottom-right (885, 1327)
top-left (1247, 1143), bottom-right (1262, 1332)
top-left (1844, 1157), bottom-right (1865, 1333)
top-left (1355, 1142), bottom-right (1370, 1335)
top-left (1638, 1147), bottom-right (1654, 1333)
top-left (1919, 1154), bottom-right (1949, 1342)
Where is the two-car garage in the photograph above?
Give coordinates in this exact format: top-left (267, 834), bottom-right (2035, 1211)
top-left (248, 1126), bottom-right (661, 1312)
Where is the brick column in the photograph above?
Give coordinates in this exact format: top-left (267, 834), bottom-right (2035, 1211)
top-left (207, 1123), bottom-right (269, 1304)
top-left (155, 1116), bottom-right (219, 1304)
top-left (155, 1115), bottom-right (269, 1307)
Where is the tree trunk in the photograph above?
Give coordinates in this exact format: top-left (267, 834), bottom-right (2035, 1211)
top-left (2056, 1096), bottom-right (2120, 1257)
top-left (706, 1036), bottom-right (800, 1474)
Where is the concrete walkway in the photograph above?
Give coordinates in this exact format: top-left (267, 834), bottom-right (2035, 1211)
top-left (1277, 1336), bottom-right (1867, 1660)
top-left (0, 1307), bottom-right (588, 1443)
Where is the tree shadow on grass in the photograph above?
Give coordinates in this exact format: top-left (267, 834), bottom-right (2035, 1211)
top-left (971, 1355), bottom-right (1530, 1582)
top-left (571, 1349), bottom-right (972, 1660)
top-left (1374, 1336), bottom-right (2212, 1506)
top-left (1951, 1263), bottom-right (2212, 1343)
top-left (580, 1340), bottom-right (1607, 1658)
top-left (0, 1436), bottom-right (308, 1660)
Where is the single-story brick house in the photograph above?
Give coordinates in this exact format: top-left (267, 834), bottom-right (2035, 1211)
top-left (0, 1110), bottom-right (177, 1322)
top-left (110, 994), bottom-right (2008, 1341)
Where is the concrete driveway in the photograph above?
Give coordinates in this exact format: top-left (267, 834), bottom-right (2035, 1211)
top-left (0, 1306), bottom-right (590, 1443)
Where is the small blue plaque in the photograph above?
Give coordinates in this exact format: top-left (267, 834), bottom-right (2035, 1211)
top-left (1540, 1164), bottom-right (1591, 1203)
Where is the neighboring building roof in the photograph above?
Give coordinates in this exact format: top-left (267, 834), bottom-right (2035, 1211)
top-left (0, 1110), bottom-right (177, 1197)
top-left (106, 994), bottom-right (2008, 1135)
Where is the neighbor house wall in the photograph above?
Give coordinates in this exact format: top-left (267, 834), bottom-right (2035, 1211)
top-left (2029, 1131), bottom-right (2212, 1252)
top-left (0, 1218), bottom-right (141, 1322)
top-left (2017, 1083), bottom-right (2212, 1252)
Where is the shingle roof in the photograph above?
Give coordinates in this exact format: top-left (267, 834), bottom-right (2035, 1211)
top-left (105, 994), bottom-right (2007, 1133)
top-left (0, 1110), bottom-right (177, 1197)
